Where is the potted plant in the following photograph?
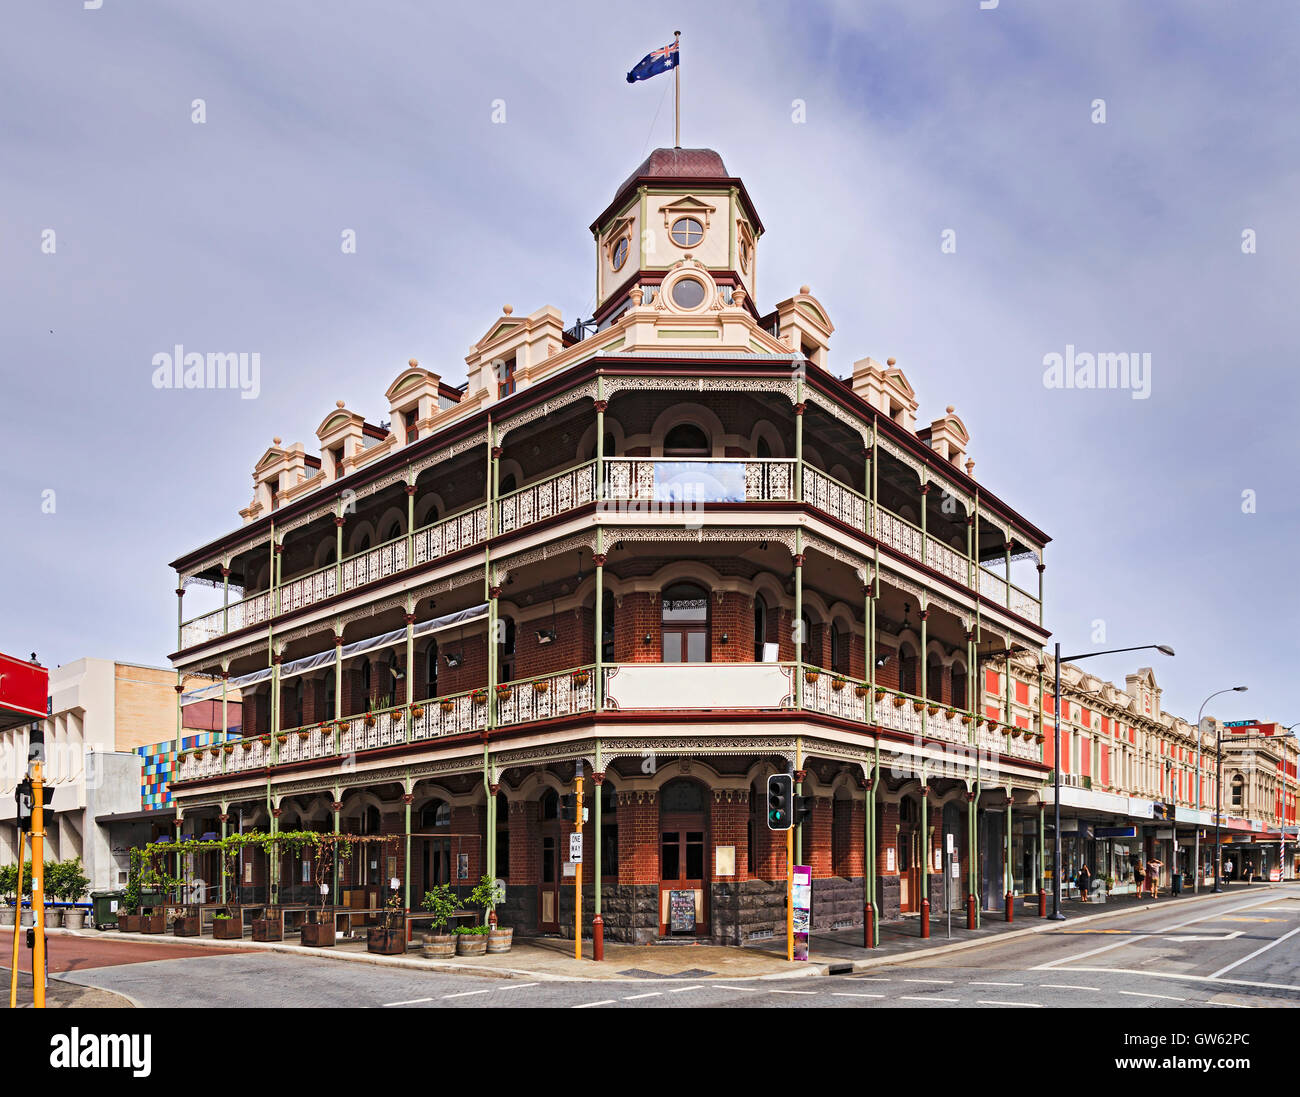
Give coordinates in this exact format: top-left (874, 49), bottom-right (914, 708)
top-left (367, 891), bottom-right (407, 955)
top-left (912, 700), bottom-right (925, 713)
top-left (173, 903), bottom-right (201, 937)
top-left (960, 712), bottom-right (972, 726)
top-left (276, 733), bottom-right (288, 746)
top-left (364, 712), bottom-right (377, 728)
top-left (223, 744), bottom-right (235, 755)
top-left (571, 670), bottom-right (590, 687)
top-left (532, 679), bottom-right (549, 694)
top-left (252, 912), bottom-right (283, 941)
top-left (209, 746), bottom-right (221, 758)
top-left (419, 883), bottom-right (460, 959)
top-left (831, 677), bottom-right (847, 692)
top-left (0, 863), bottom-right (17, 928)
top-left (926, 703), bottom-right (939, 716)
top-left (855, 684), bottom-right (870, 698)
top-left (495, 684), bottom-right (513, 699)
top-left (301, 836), bottom-right (342, 947)
top-left (453, 924), bottom-right (490, 956)
top-left (439, 699), bottom-right (456, 713)
top-left (297, 728), bottom-right (312, 741)
top-left (410, 704), bottom-right (424, 720)
top-left (43, 859), bottom-right (64, 927)
top-left (803, 669), bottom-right (820, 684)
top-left (470, 875), bottom-right (511, 953)
top-left (211, 910), bottom-right (242, 939)
top-left (57, 858), bottom-right (90, 930)
top-left (1105, 874), bottom-right (1115, 898)
top-left (470, 689), bottom-right (487, 706)
top-left (241, 739), bottom-right (255, 752)
top-left (891, 694), bottom-right (907, 708)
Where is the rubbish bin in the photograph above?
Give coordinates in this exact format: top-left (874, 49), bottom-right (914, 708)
top-left (1171, 873), bottom-right (1183, 896)
top-left (91, 889), bottom-right (124, 931)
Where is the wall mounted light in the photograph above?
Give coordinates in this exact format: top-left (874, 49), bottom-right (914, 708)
top-left (720, 633), bottom-right (729, 644)
top-left (444, 652), bottom-right (463, 669)
top-left (643, 633), bottom-right (652, 646)
top-left (536, 629), bottom-right (557, 645)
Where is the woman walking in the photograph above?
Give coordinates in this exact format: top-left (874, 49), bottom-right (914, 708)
top-left (1147, 857), bottom-right (1163, 899)
top-left (1077, 862), bottom-right (1092, 902)
top-left (1133, 857), bottom-right (1146, 898)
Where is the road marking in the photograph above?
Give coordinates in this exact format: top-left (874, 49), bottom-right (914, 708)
top-left (494, 982), bottom-right (540, 992)
top-left (901, 977), bottom-right (954, 984)
top-left (850, 976), bottom-right (891, 982)
top-left (970, 981), bottom-right (1024, 987)
top-left (770, 989), bottom-right (817, 995)
top-left (622, 992), bottom-right (661, 1001)
top-left (899, 995), bottom-right (959, 1003)
top-left (573, 999), bottom-right (617, 1008)
top-left (1065, 965), bottom-right (1300, 995)
top-left (1210, 924), bottom-right (1300, 979)
top-left (1040, 984), bottom-right (1097, 991)
top-left (1119, 990), bottom-right (1186, 1002)
top-left (667, 984), bottom-right (703, 993)
top-left (1163, 932), bottom-right (1243, 942)
top-left (381, 997), bottom-right (433, 1007)
top-left (442, 988), bottom-right (495, 999)
top-left (978, 1000), bottom-right (1042, 1007)
top-left (1035, 933), bottom-right (1151, 969)
top-left (1222, 916), bottom-right (1280, 923)
top-left (711, 985), bottom-right (759, 992)
top-left (833, 992), bottom-right (885, 999)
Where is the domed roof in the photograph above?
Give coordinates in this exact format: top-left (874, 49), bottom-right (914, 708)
top-left (616, 147), bottom-right (730, 192)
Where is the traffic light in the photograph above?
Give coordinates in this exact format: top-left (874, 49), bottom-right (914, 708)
top-left (793, 794), bottom-right (814, 828)
top-left (559, 793), bottom-right (577, 822)
top-left (15, 778), bottom-right (52, 828)
top-left (767, 773), bottom-right (793, 830)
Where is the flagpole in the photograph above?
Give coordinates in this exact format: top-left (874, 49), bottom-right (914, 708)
top-left (674, 30), bottom-right (681, 148)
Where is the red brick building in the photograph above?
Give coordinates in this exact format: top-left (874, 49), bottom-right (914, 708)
top-left (166, 147), bottom-right (1053, 945)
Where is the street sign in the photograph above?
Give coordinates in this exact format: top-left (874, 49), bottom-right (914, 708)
top-left (569, 833), bottom-right (583, 863)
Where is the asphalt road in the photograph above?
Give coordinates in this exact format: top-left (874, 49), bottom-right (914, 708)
top-left (49, 885), bottom-right (1300, 1008)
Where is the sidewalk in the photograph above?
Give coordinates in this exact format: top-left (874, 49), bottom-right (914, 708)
top-left (42, 883), bottom-right (1280, 982)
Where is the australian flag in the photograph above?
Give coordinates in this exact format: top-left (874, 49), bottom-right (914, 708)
top-left (626, 40), bottom-right (679, 83)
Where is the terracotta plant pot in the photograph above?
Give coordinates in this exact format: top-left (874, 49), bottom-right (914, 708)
top-left (421, 933), bottom-right (456, 959)
top-left (487, 927), bottom-right (513, 954)
top-left (212, 915), bottom-right (243, 939)
top-left (301, 920), bottom-right (335, 947)
top-left (252, 918), bottom-right (283, 942)
top-left (455, 933), bottom-right (488, 957)
top-left (173, 914), bottom-right (201, 937)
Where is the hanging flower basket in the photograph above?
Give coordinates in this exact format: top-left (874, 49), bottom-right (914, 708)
top-left (532, 680), bottom-right (550, 694)
top-left (336, 720), bottom-right (348, 733)
top-left (571, 670), bottom-right (590, 687)
top-left (495, 685), bottom-right (513, 698)
top-left (410, 705), bottom-right (424, 720)
top-left (804, 670), bottom-right (820, 684)
top-left (223, 745), bottom-right (235, 755)
top-left (831, 678), bottom-right (847, 692)
top-left (209, 748), bottom-right (221, 759)
top-left (297, 730), bottom-right (312, 741)
top-left (912, 700), bottom-right (925, 713)
top-left (855, 685), bottom-right (870, 698)
top-left (891, 695), bottom-right (907, 708)
top-left (276, 734), bottom-right (288, 745)
top-left (470, 689), bottom-right (487, 706)
top-left (439, 699), bottom-right (456, 713)
top-left (961, 714), bottom-right (973, 726)
top-left (364, 713), bottom-right (377, 728)
top-left (259, 736), bottom-right (270, 748)
top-left (240, 740), bottom-right (254, 752)
top-left (926, 704), bottom-right (940, 717)
top-left (873, 688), bottom-right (886, 701)
top-left (1033, 732), bottom-right (1045, 744)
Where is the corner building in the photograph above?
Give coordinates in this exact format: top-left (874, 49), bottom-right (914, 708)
top-left (167, 148), bottom-right (1054, 945)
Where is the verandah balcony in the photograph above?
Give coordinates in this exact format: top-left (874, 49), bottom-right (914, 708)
top-left (178, 457), bottom-right (1041, 652)
top-left (173, 660), bottom-right (1042, 786)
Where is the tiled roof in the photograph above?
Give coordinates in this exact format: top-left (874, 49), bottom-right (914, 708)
top-left (617, 147), bottom-right (729, 192)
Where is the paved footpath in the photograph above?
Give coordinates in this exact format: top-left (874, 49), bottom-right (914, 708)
top-left (35, 884), bottom-right (1300, 1008)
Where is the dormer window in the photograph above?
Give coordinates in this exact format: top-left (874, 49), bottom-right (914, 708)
top-left (401, 406), bottom-right (419, 444)
top-left (330, 445), bottom-right (345, 478)
top-left (670, 217), bottom-right (704, 248)
top-left (497, 357), bottom-right (517, 399)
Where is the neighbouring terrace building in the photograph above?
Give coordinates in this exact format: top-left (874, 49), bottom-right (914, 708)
top-left (0, 658), bottom-right (242, 890)
top-left (160, 146), bottom-right (1285, 948)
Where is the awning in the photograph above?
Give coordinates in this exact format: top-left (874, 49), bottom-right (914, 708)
top-left (180, 604), bottom-right (488, 703)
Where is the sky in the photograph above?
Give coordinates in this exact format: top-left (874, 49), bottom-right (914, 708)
top-left (1, 1), bottom-right (1295, 729)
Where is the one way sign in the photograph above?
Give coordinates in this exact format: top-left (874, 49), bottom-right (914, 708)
top-left (569, 833), bottom-right (583, 863)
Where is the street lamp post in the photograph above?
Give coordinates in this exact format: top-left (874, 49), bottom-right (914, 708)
top-left (1196, 686), bottom-right (1248, 894)
top-left (1051, 642), bottom-right (1175, 921)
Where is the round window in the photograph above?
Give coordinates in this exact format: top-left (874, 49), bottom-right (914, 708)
top-left (670, 277), bottom-right (706, 309)
top-left (670, 217), bottom-right (704, 248)
top-left (611, 236), bottom-right (629, 271)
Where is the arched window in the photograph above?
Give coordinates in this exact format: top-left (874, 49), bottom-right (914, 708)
top-left (425, 642), bottom-right (439, 700)
top-left (753, 595), bottom-right (768, 661)
top-left (663, 423), bottom-right (709, 457)
top-left (756, 436), bottom-right (772, 459)
top-left (355, 533), bottom-right (371, 553)
top-left (499, 473), bottom-right (518, 496)
top-left (662, 582), bottom-right (709, 663)
top-left (541, 789), bottom-right (559, 821)
top-left (603, 432), bottom-right (616, 459)
top-left (1231, 774), bottom-right (1245, 809)
top-left (599, 782), bottom-right (618, 877)
top-left (385, 520), bottom-right (402, 543)
top-left (601, 591), bottom-right (615, 662)
top-left (661, 778), bottom-right (707, 814)
top-left (421, 800), bottom-right (451, 829)
top-left (831, 623), bottom-right (851, 676)
top-left (927, 654), bottom-right (944, 703)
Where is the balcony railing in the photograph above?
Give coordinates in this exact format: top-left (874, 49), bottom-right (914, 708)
top-left (173, 661), bottom-right (1044, 785)
top-left (178, 460), bottom-right (1041, 651)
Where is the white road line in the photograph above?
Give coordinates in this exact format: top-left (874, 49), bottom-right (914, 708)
top-left (442, 988), bottom-right (495, 999)
top-left (711, 985), bottom-right (759, 992)
top-left (833, 992), bottom-right (885, 999)
top-left (899, 995), bottom-right (959, 1003)
top-left (850, 977), bottom-right (891, 982)
top-left (1040, 984), bottom-right (1097, 991)
top-left (770, 989), bottom-right (817, 995)
top-left (1119, 990), bottom-right (1186, 1002)
top-left (667, 984), bottom-right (703, 993)
top-left (495, 982), bottom-right (540, 992)
top-left (970, 981), bottom-right (1024, 987)
top-left (381, 996), bottom-right (433, 1007)
top-left (1065, 965), bottom-right (1300, 995)
top-left (978, 1000), bottom-right (1042, 1008)
top-left (622, 992), bottom-right (662, 1000)
top-left (1210, 924), bottom-right (1300, 980)
top-left (573, 999), bottom-right (617, 1008)
top-left (1035, 934), bottom-right (1152, 970)
top-left (901, 977), bottom-right (954, 984)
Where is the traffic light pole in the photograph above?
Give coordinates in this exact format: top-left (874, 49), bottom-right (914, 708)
top-left (786, 826), bottom-right (793, 962)
top-left (31, 762), bottom-right (46, 1008)
top-left (574, 770), bottom-right (584, 961)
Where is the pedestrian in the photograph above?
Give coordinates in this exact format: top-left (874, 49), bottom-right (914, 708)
top-left (1133, 858), bottom-right (1146, 898)
top-left (1077, 862), bottom-right (1092, 902)
top-left (1225, 857), bottom-right (1234, 887)
top-left (1245, 863), bottom-right (1254, 886)
top-left (1147, 857), bottom-right (1162, 899)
